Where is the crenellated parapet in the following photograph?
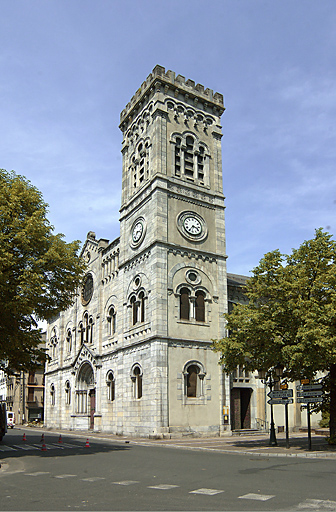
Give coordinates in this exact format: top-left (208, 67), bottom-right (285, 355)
top-left (119, 65), bottom-right (225, 132)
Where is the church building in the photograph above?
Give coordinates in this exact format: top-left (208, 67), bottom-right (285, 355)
top-left (44, 65), bottom-right (232, 437)
top-left (45, 66), bottom-right (320, 437)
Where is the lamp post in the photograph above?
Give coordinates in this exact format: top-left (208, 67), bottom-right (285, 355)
top-left (258, 364), bottom-right (283, 447)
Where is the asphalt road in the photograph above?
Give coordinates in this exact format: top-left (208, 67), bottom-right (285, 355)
top-left (1, 429), bottom-right (336, 511)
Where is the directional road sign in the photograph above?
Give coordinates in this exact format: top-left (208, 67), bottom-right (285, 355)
top-left (297, 391), bottom-right (324, 398)
top-left (267, 398), bottom-right (294, 405)
top-left (297, 397), bottom-right (324, 404)
top-left (268, 389), bottom-right (293, 399)
top-left (296, 384), bottom-right (323, 391)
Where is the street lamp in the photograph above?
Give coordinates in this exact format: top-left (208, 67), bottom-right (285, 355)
top-left (258, 364), bottom-right (283, 446)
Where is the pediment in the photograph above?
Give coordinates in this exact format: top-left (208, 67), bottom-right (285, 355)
top-left (72, 344), bottom-right (101, 373)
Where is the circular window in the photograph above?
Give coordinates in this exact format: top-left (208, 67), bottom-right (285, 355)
top-left (186, 269), bottom-right (202, 285)
top-left (81, 274), bottom-right (94, 306)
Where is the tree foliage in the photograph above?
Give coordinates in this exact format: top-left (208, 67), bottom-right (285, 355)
top-left (0, 169), bottom-right (86, 373)
top-left (213, 229), bottom-right (336, 436)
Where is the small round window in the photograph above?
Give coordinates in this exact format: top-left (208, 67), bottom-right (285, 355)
top-left (81, 274), bottom-right (94, 306)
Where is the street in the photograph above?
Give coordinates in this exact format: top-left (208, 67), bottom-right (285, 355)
top-left (1, 429), bottom-right (336, 511)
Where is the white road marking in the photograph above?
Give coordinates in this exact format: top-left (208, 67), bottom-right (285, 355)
top-left (148, 484), bottom-right (179, 490)
top-left (25, 472), bottom-right (50, 477)
top-left (0, 446), bottom-right (16, 451)
top-left (239, 493), bottom-right (275, 501)
top-left (190, 488), bottom-right (224, 496)
top-left (112, 480), bottom-right (140, 485)
top-left (54, 474), bottom-right (77, 479)
top-left (297, 499), bottom-right (336, 510)
top-left (81, 477), bottom-right (106, 482)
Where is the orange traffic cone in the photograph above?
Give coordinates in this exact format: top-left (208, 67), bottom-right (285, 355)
top-left (85, 438), bottom-right (90, 448)
top-left (58, 435), bottom-right (62, 444)
top-left (41, 443), bottom-right (47, 452)
top-left (22, 433), bottom-right (26, 441)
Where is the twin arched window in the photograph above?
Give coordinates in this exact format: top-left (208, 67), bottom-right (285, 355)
top-left (180, 288), bottom-right (206, 322)
top-left (130, 291), bottom-right (145, 326)
top-left (173, 135), bottom-right (208, 184)
top-left (79, 313), bottom-right (94, 344)
top-left (130, 141), bottom-right (150, 191)
top-left (50, 328), bottom-right (58, 358)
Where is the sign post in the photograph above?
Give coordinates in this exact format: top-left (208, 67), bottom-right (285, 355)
top-left (296, 383), bottom-right (324, 451)
top-left (267, 389), bottom-right (293, 448)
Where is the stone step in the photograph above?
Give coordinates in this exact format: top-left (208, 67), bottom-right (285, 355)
top-left (231, 429), bottom-right (266, 436)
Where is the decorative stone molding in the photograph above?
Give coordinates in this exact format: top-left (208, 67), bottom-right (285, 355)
top-left (124, 250), bottom-right (151, 272)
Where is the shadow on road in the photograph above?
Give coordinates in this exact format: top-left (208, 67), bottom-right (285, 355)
top-left (0, 431), bottom-right (129, 461)
top-left (230, 434), bottom-right (336, 452)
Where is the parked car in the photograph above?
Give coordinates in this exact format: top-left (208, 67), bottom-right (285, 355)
top-left (0, 402), bottom-right (7, 441)
top-left (6, 411), bottom-right (15, 429)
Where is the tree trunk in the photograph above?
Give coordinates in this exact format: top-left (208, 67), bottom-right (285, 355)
top-left (329, 364), bottom-right (336, 439)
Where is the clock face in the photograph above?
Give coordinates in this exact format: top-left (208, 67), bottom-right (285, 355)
top-left (177, 211), bottom-right (207, 242)
top-left (183, 216), bottom-right (202, 236)
top-left (132, 221), bottom-right (144, 242)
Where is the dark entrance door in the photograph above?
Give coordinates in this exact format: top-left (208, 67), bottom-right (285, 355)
top-left (231, 388), bottom-right (252, 430)
top-left (89, 389), bottom-right (95, 430)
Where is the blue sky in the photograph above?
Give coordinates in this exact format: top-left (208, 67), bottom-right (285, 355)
top-left (1, 1), bottom-right (335, 276)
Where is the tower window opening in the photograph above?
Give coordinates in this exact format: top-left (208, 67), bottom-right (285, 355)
top-left (195, 291), bottom-right (205, 322)
top-left (180, 287), bottom-right (190, 320)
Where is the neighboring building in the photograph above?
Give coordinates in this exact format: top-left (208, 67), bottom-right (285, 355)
top-left (227, 273), bottom-right (321, 432)
top-left (45, 65), bottom-right (230, 437)
top-left (0, 355), bottom-right (45, 425)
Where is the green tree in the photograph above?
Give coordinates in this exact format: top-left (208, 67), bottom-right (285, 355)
top-left (213, 229), bottom-right (336, 438)
top-left (0, 169), bottom-right (86, 373)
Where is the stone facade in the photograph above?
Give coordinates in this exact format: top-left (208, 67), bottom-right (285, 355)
top-left (45, 66), bottom-right (230, 437)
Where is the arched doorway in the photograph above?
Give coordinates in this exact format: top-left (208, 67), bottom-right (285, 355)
top-left (76, 362), bottom-right (95, 430)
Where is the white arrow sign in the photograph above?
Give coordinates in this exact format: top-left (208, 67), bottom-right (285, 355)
top-left (268, 390), bottom-right (293, 398)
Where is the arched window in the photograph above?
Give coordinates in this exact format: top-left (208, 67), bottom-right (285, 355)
top-left (107, 307), bottom-right (116, 336)
top-left (180, 288), bottom-right (190, 320)
top-left (79, 322), bottom-right (84, 344)
top-left (131, 365), bottom-right (143, 399)
top-left (130, 291), bottom-right (146, 326)
top-left (83, 313), bottom-right (93, 343)
top-left (184, 136), bottom-right (194, 177)
top-left (106, 371), bottom-right (115, 401)
top-left (186, 365), bottom-right (199, 397)
top-left (66, 329), bottom-right (72, 353)
top-left (195, 291), bottom-right (205, 322)
top-left (172, 134), bottom-right (209, 185)
top-left (50, 328), bottom-right (58, 358)
top-left (50, 384), bottom-right (55, 406)
top-left (88, 317), bottom-right (93, 343)
top-left (130, 140), bottom-right (150, 191)
top-left (183, 361), bottom-right (205, 399)
top-left (139, 291), bottom-right (145, 323)
top-left (131, 296), bottom-right (138, 325)
top-left (65, 380), bottom-right (71, 405)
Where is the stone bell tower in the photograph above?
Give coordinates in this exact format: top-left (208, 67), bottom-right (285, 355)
top-left (118, 66), bottom-right (230, 436)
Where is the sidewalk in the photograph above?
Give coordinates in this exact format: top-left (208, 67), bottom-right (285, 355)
top-left (18, 426), bottom-right (336, 460)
